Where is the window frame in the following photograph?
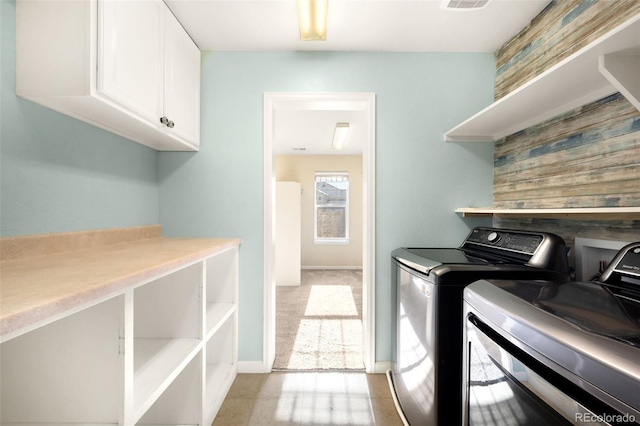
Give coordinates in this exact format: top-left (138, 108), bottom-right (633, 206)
top-left (313, 172), bottom-right (350, 244)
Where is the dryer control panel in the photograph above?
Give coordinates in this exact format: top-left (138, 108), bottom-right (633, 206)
top-left (464, 228), bottom-right (544, 255)
top-left (601, 242), bottom-right (640, 281)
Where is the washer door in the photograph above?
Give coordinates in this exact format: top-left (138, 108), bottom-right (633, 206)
top-left (393, 263), bottom-right (438, 425)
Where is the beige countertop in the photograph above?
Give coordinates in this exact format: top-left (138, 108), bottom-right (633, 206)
top-left (0, 236), bottom-right (241, 340)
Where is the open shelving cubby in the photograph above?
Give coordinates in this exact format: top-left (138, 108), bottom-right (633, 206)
top-left (204, 316), bottom-right (237, 426)
top-left (203, 247), bottom-right (239, 426)
top-left (205, 247), bottom-right (237, 339)
top-left (136, 351), bottom-right (203, 426)
top-left (132, 262), bottom-right (203, 423)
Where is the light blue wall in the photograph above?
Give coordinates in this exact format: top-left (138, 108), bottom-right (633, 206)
top-left (3, 0), bottom-right (493, 363)
top-left (1, 1), bottom-right (159, 237)
top-left (159, 51), bottom-right (495, 363)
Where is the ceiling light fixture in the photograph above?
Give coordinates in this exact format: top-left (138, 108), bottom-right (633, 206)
top-left (297, 0), bottom-right (328, 41)
top-left (332, 123), bottom-right (349, 150)
top-left (441, 0), bottom-right (490, 10)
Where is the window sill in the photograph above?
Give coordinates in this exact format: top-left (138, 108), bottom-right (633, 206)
top-left (314, 239), bottom-right (350, 245)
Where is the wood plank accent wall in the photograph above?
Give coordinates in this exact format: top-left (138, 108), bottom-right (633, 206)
top-left (495, 0), bottom-right (640, 100)
top-left (492, 0), bottom-right (640, 250)
top-left (494, 93), bottom-right (640, 209)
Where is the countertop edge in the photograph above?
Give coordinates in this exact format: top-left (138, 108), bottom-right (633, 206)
top-left (0, 237), bottom-right (241, 341)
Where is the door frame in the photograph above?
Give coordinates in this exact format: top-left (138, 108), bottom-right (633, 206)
top-left (263, 92), bottom-right (376, 373)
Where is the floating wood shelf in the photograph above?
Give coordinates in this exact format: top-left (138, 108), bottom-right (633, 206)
top-left (445, 14), bottom-right (640, 142)
top-left (456, 207), bottom-right (640, 220)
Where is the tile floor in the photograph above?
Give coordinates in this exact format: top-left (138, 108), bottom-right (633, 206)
top-left (213, 372), bottom-right (404, 425)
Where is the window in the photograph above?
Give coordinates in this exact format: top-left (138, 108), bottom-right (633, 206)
top-left (314, 172), bottom-right (349, 243)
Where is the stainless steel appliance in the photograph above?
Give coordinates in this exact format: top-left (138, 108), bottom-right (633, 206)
top-left (463, 242), bottom-right (640, 425)
top-left (390, 227), bottom-right (570, 426)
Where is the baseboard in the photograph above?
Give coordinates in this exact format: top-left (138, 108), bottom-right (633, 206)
top-left (238, 360), bottom-right (390, 375)
top-left (237, 361), bottom-right (269, 374)
top-left (373, 361), bottom-right (392, 374)
top-left (276, 282), bottom-right (301, 287)
top-left (301, 266), bottom-right (363, 270)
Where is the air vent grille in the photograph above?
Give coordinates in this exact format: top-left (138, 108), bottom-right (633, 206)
top-left (442, 0), bottom-right (490, 9)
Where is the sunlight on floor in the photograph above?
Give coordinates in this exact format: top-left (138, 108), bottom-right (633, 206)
top-left (275, 270), bottom-right (364, 370)
top-left (284, 283), bottom-right (363, 370)
top-left (274, 374), bottom-right (376, 424)
top-left (288, 318), bottom-right (363, 369)
top-left (213, 372), bottom-right (404, 425)
top-left (305, 285), bottom-right (359, 316)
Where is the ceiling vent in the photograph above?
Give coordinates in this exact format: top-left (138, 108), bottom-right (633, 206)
top-left (442, 0), bottom-right (490, 10)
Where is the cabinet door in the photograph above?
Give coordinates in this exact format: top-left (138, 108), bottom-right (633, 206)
top-left (163, 9), bottom-right (200, 146)
top-left (98, 0), bottom-right (164, 125)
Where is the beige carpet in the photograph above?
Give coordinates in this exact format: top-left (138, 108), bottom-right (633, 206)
top-left (274, 269), bottom-right (364, 371)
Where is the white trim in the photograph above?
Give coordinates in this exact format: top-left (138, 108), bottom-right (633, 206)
top-left (237, 361), bottom-right (269, 374)
top-left (314, 172), bottom-right (350, 243)
top-left (456, 206), bottom-right (640, 215)
top-left (313, 238), bottom-right (349, 245)
top-left (362, 92), bottom-right (376, 373)
top-left (263, 94), bottom-right (277, 373)
top-left (373, 362), bottom-right (392, 374)
top-left (301, 266), bottom-right (363, 270)
top-left (263, 92), bottom-right (376, 373)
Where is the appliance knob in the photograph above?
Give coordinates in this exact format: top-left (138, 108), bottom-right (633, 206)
top-left (487, 232), bottom-right (500, 243)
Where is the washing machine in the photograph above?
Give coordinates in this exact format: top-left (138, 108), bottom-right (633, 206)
top-left (463, 242), bottom-right (640, 425)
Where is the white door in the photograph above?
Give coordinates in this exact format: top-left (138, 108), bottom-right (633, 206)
top-left (98, 0), bottom-right (164, 125)
top-left (163, 9), bottom-right (200, 146)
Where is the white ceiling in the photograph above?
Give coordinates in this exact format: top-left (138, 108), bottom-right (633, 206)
top-left (167, 0), bottom-right (550, 52)
top-left (166, 0), bottom-right (551, 154)
top-left (275, 108), bottom-right (367, 155)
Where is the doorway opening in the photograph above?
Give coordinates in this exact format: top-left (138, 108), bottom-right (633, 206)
top-left (273, 159), bottom-right (363, 370)
top-left (263, 93), bottom-right (376, 373)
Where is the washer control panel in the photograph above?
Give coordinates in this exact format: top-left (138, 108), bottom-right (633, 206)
top-left (464, 228), bottom-right (544, 255)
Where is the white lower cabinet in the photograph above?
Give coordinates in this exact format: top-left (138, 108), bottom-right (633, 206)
top-left (1, 296), bottom-right (125, 424)
top-left (0, 246), bottom-right (238, 426)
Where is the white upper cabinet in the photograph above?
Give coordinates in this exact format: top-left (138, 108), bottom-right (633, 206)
top-left (98, 0), bottom-right (164, 126)
top-left (17, 0), bottom-right (200, 151)
top-left (162, 7), bottom-right (201, 145)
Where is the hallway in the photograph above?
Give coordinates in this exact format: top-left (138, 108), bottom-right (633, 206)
top-left (274, 269), bottom-right (363, 371)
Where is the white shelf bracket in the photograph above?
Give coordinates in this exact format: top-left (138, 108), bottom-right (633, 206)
top-left (599, 50), bottom-right (640, 112)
